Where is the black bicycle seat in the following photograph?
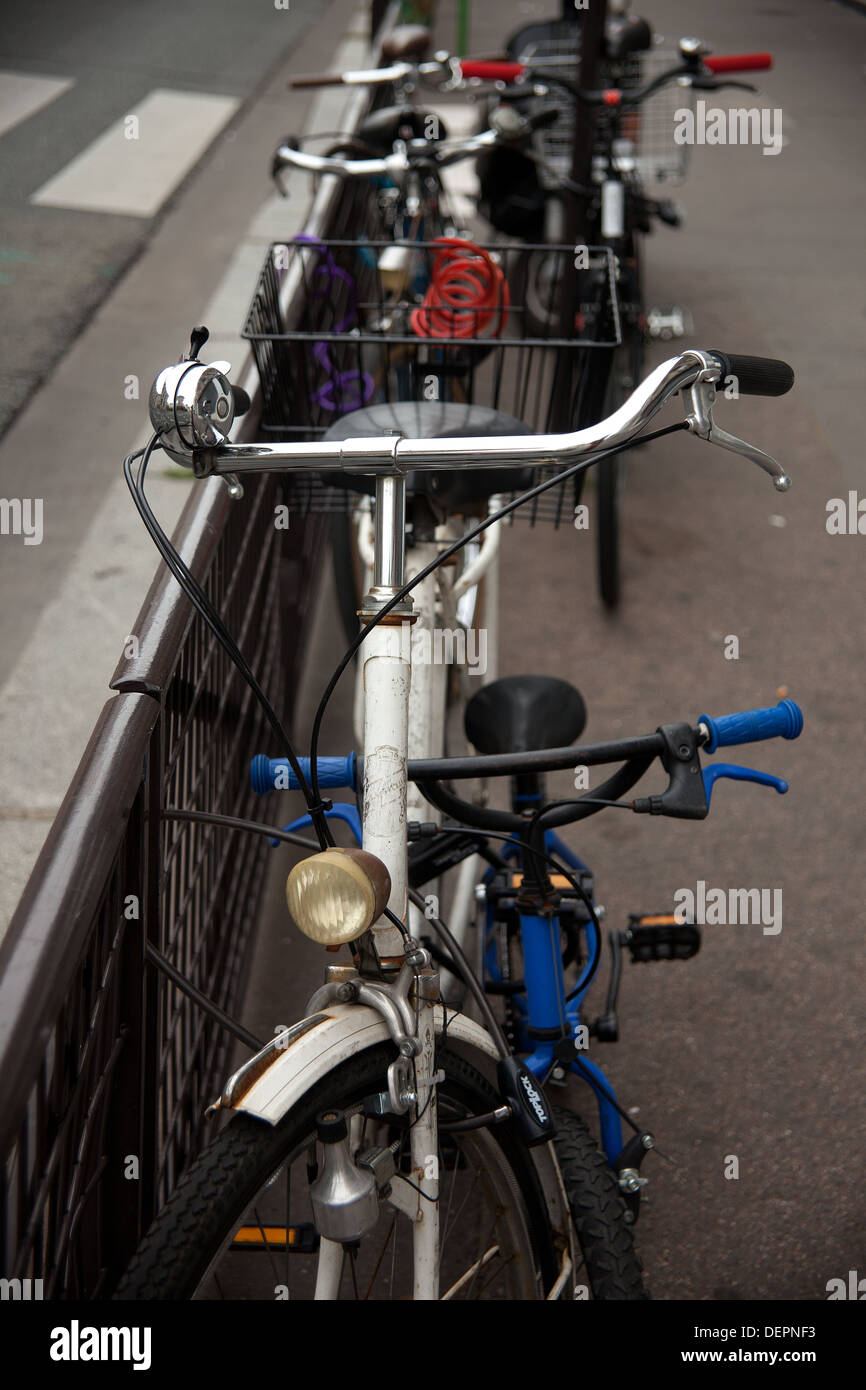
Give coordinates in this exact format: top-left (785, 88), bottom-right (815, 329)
top-left (357, 105), bottom-right (448, 152)
top-left (321, 401), bottom-right (535, 512)
top-left (604, 15), bottom-right (652, 62)
top-left (464, 675), bottom-right (587, 756)
top-left (380, 24), bottom-right (432, 63)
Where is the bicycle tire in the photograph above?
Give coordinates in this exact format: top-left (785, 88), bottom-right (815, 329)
top-left (596, 315), bottom-right (643, 609)
top-left (600, 231), bottom-right (646, 607)
top-left (552, 1105), bottom-right (649, 1300)
top-left (331, 509), bottom-right (364, 647)
top-left (114, 1043), bottom-right (558, 1301)
top-left (596, 452), bottom-right (622, 609)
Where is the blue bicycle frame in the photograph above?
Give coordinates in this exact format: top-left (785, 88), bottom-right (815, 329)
top-left (482, 831), bottom-right (624, 1162)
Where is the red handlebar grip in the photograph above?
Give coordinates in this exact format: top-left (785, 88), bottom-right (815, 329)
top-left (458, 60), bottom-right (526, 82)
top-left (703, 53), bottom-right (773, 74)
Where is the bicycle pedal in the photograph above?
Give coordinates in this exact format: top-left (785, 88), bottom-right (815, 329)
top-left (625, 914), bottom-right (701, 963)
top-left (646, 305), bottom-right (693, 341)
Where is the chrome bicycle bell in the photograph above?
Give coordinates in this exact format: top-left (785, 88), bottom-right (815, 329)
top-left (149, 325), bottom-right (237, 464)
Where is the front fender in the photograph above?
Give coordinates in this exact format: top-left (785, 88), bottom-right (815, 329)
top-left (216, 1002), bottom-right (498, 1124)
top-left (213, 1003), bottom-right (574, 1266)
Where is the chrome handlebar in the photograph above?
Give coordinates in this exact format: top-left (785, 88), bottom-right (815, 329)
top-left (272, 127), bottom-right (503, 182)
top-left (148, 349), bottom-right (791, 492)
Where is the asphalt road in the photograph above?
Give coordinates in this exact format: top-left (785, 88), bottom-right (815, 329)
top-left (0, 0), bottom-right (322, 438)
top-left (240, 0), bottom-right (866, 1302)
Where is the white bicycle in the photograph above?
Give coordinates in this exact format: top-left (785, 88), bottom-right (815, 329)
top-left (115, 336), bottom-right (796, 1300)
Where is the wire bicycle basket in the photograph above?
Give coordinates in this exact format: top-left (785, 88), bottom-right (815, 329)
top-left (517, 34), bottom-right (695, 186)
top-left (242, 236), bottom-right (621, 526)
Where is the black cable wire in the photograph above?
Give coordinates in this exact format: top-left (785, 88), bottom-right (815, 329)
top-left (383, 905), bottom-right (411, 941)
top-left (145, 941), bottom-right (263, 1052)
top-left (408, 886), bottom-right (510, 1058)
top-left (570, 1054), bottom-right (645, 1138)
top-left (308, 420), bottom-right (688, 818)
top-left (439, 1109), bottom-right (509, 1133)
top-left (161, 807), bottom-right (319, 851)
top-left (532, 797), bottom-right (633, 815)
top-left (124, 436), bottom-right (332, 849)
top-left (431, 827), bottom-right (604, 1001)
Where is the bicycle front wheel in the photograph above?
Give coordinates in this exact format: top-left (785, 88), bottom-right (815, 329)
top-left (115, 1043), bottom-right (556, 1301)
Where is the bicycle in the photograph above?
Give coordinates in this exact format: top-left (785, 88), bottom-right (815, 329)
top-left (471, 21), bottom-right (776, 607)
top-left (269, 85), bottom-right (569, 654)
top-left (114, 334), bottom-right (801, 1300)
top-left (283, 27), bottom-right (776, 611)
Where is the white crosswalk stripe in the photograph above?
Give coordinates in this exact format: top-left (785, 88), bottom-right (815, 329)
top-left (30, 88), bottom-right (240, 218)
top-left (0, 72), bottom-right (74, 140)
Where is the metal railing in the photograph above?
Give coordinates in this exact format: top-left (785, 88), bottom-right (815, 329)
top-left (0, 25), bottom-right (389, 1300)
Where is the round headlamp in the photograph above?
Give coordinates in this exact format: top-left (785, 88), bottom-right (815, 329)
top-left (286, 848), bottom-right (392, 946)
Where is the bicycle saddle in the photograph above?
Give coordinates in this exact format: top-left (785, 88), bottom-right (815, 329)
top-left (321, 401), bottom-right (535, 512)
top-left (380, 24), bottom-right (432, 62)
top-left (604, 15), bottom-right (652, 61)
top-left (357, 105), bottom-right (448, 152)
top-left (464, 675), bottom-right (587, 756)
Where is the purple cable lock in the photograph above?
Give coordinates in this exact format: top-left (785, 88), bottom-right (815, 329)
top-left (292, 235), bottom-right (374, 414)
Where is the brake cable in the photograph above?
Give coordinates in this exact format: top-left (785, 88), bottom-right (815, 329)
top-left (307, 420), bottom-right (689, 835)
top-left (124, 437), bottom-right (332, 848)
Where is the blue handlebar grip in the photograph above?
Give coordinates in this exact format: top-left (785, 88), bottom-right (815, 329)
top-left (698, 699), bottom-right (803, 755)
top-left (250, 753), bottom-right (356, 795)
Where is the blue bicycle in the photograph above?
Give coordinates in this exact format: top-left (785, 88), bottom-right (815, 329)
top-left (249, 690), bottom-right (803, 1296)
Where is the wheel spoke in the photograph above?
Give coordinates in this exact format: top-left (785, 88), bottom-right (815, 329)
top-left (363, 1214), bottom-right (398, 1300)
top-left (440, 1245), bottom-right (500, 1301)
top-left (119, 1049), bottom-right (552, 1301)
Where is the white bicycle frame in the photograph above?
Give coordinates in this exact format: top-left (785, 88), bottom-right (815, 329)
top-left (151, 345), bottom-right (791, 1299)
top-left (352, 497), bottom-right (502, 959)
top-left (216, 474), bottom-right (571, 1299)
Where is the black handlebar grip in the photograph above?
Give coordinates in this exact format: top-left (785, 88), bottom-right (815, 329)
top-left (710, 351), bottom-right (794, 397)
top-left (232, 386), bottom-right (251, 417)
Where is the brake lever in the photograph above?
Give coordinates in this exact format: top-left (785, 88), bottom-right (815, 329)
top-left (632, 723), bottom-right (707, 820)
top-left (702, 764), bottom-right (788, 807)
top-left (631, 725), bottom-right (790, 819)
top-left (683, 359), bottom-right (791, 492)
top-left (689, 76), bottom-right (758, 93)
